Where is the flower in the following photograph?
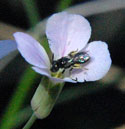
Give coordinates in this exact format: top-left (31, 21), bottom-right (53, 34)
top-left (13, 12), bottom-right (111, 83)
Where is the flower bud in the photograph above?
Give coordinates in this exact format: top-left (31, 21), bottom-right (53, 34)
top-left (31, 77), bottom-right (63, 119)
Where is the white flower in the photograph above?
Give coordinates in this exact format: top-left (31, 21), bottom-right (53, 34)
top-left (13, 12), bottom-right (111, 83)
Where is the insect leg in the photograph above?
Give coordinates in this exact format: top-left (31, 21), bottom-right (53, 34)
top-left (69, 67), bottom-right (73, 75)
top-left (72, 64), bottom-right (81, 69)
top-left (69, 64), bottom-right (81, 75)
top-left (62, 69), bottom-right (65, 74)
top-left (83, 67), bottom-right (88, 70)
top-left (71, 77), bottom-right (78, 82)
top-left (69, 67), bottom-right (73, 72)
top-left (68, 49), bottom-right (78, 57)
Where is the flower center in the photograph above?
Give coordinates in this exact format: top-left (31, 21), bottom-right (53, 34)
top-left (51, 70), bottom-right (64, 79)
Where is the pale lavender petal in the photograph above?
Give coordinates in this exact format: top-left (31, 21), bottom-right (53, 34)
top-left (0, 40), bottom-right (17, 59)
top-left (63, 77), bottom-right (76, 83)
top-left (32, 67), bottom-right (50, 77)
top-left (46, 12), bottom-right (91, 59)
top-left (49, 76), bottom-right (76, 83)
top-left (13, 32), bottom-right (50, 69)
top-left (32, 66), bottom-right (76, 83)
top-left (49, 77), bottom-right (65, 83)
top-left (71, 41), bottom-right (112, 82)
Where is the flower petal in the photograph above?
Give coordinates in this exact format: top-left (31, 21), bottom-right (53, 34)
top-left (50, 77), bottom-right (76, 83)
top-left (46, 12), bottom-right (91, 59)
top-left (0, 40), bottom-right (17, 59)
top-left (71, 41), bottom-right (112, 82)
top-left (13, 32), bottom-right (50, 69)
top-left (32, 67), bottom-right (50, 77)
top-left (32, 66), bottom-right (76, 83)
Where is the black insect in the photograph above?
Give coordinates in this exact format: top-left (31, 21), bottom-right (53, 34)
top-left (50, 56), bottom-right (71, 73)
top-left (50, 50), bottom-right (90, 73)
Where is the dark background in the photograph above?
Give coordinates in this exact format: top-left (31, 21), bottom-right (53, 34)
top-left (0, 0), bottom-right (125, 129)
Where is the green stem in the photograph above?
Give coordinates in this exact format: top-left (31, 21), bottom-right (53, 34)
top-left (23, 113), bottom-right (37, 129)
top-left (0, 68), bottom-right (39, 129)
top-left (56, 0), bottom-right (73, 11)
top-left (22, 0), bottom-right (40, 27)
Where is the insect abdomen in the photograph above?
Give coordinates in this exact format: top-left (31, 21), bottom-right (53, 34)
top-left (73, 52), bottom-right (90, 64)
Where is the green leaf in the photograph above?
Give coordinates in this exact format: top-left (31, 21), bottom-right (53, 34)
top-left (0, 67), bottom-right (39, 129)
top-left (22, 0), bottom-right (40, 27)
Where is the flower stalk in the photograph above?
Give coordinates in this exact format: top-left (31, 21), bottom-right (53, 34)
top-left (31, 77), bottom-right (64, 119)
top-left (23, 113), bottom-right (36, 129)
top-left (23, 77), bottom-right (64, 129)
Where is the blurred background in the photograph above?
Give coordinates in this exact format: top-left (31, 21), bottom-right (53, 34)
top-left (0, 0), bottom-right (125, 129)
